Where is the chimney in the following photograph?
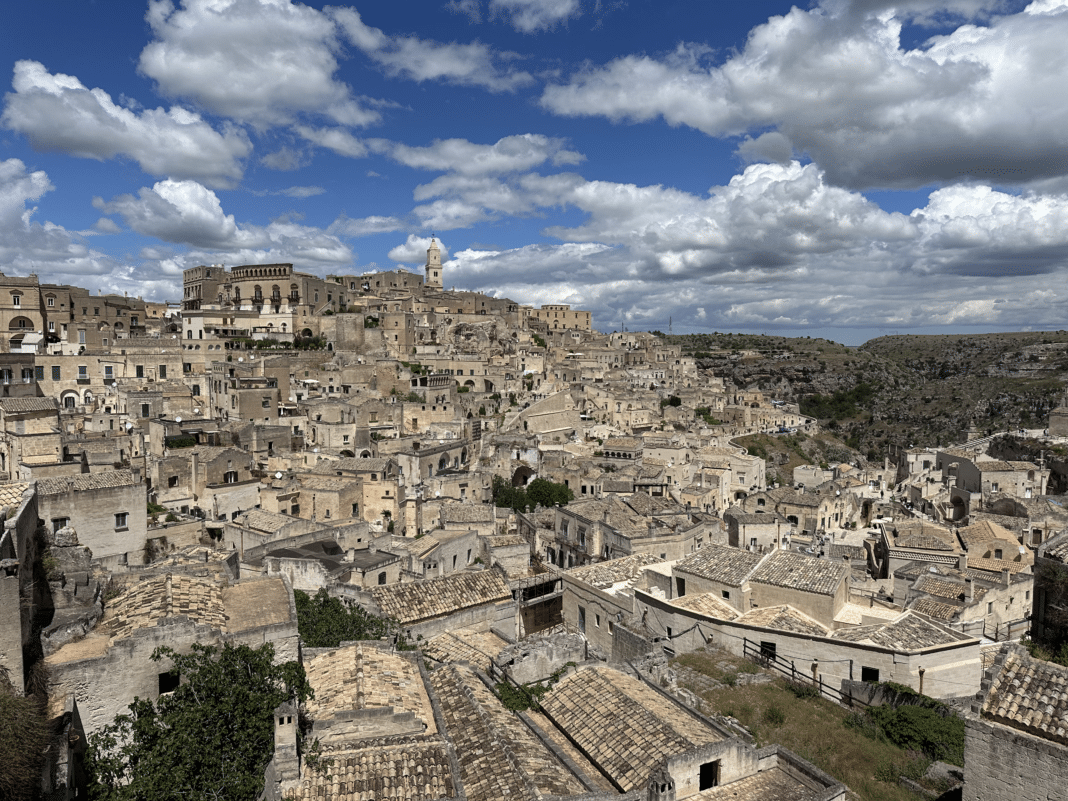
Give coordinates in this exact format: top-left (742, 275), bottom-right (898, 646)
top-left (1001, 567), bottom-right (1010, 587)
top-left (957, 553), bottom-right (968, 571)
top-left (965, 578), bottom-right (974, 602)
top-left (132, 465), bottom-right (141, 483)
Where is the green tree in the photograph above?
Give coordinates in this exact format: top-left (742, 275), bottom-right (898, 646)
top-left (86, 642), bottom-right (312, 801)
top-left (294, 588), bottom-right (401, 648)
top-left (525, 477), bottom-right (575, 509)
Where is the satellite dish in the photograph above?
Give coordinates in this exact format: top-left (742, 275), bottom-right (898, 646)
top-left (313, 447), bottom-right (319, 453)
top-left (193, 408), bottom-right (200, 415)
top-left (175, 416), bottom-right (182, 423)
top-left (238, 357), bottom-right (244, 362)
top-left (275, 471), bottom-right (283, 479)
top-left (125, 422), bottom-right (133, 430)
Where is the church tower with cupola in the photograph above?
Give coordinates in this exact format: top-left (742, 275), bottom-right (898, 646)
top-left (425, 237), bottom-right (443, 289)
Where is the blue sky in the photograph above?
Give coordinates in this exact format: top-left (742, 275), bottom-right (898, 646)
top-left (3, 0), bottom-right (1068, 344)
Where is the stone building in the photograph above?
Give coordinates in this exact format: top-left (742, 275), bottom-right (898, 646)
top-left (35, 470), bottom-right (148, 569)
top-left (45, 573), bottom-right (298, 735)
top-left (964, 645), bottom-right (1068, 800)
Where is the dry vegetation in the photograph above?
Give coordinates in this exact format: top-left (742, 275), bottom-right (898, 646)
top-left (673, 648), bottom-right (945, 801)
top-left (664, 329), bottom-right (1068, 460)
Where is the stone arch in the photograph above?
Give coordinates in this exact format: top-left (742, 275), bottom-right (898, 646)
top-left (8, 316), bottom-right (32, 330)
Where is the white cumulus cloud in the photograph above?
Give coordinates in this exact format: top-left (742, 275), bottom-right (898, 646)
top-left (540, 1), bottom-right (1068, 189)
top-left (2, 61), bottom-right (250, 187)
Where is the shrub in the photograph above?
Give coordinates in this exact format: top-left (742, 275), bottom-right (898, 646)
top-left (763, 705), bottom-right (786, 726)
top-left (868, 703), bottom-right (965, 766)
top-left (784, 679), bottom-right (820, 699)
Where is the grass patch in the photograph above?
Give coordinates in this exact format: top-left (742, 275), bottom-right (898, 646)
top-left (677, 648), bottom-right (936, 801)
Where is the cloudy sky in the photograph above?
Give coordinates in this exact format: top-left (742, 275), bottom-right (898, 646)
top-left (3, 0), bottom-right (1068, 343)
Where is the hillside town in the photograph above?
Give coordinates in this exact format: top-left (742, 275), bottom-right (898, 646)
top-left (3, 242), bottom-right (1068, 800)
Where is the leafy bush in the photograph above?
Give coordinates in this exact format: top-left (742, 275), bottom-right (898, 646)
top-left (868, 704), bottom-right (964, 766)
top-left (294, 588), bottom-right (405, 648)
top-left (86, 643), bottom-right (311, 801)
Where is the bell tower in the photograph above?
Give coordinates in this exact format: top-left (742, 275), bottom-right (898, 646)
top-left (425, 237), bottom-right (442, 289)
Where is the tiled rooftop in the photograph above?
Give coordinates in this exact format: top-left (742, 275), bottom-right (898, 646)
top-left (671, 592), bottom-right (739, 621)
top-left (100, 574), bottom-right (226, 643)
top-left (291, 739), bottom-right (455, 801)
top-left (566, 552), bottom-right (664, 591)
top-left (369, 569), bottom-right (511, 624)
top-left (430, 664), bottom-right (584, 801)
top-left (422, 630), bottom-right (507, 672)
top-left (0, 397), bottom-right (58, 414)
top-left (749, 550), bottom-right (847, 596)
top-left (0, 482), bottom-right (30, 509)
top-left (675, 544), bottom-right (764, 586)
top-left (831, 612), bottom-right (967, 650)
top-left (893, 520), bottom-right (957, 551)
top-left (981, 648), bottom-right (1068, 745)
top-left (305, 644), bottom-right (436, 734)
top-left (439, 503), bottom-right (495, 524)
top-left (693, 765), bottom-right (824, 800)
top-left (236, 509), bottom-right (293, 534)
top-left (539, 665), bottom-right (724, 792)
top-left (958, 520), bottom-right (1018, 551)
top-left (37, 470), bottom-right (140, 496)
top-left (913, 575), bottom-right (969, 601)
top-left (910, 597), bottom-right (962, 621)
top-left (737, 605), bottom-right (829, 636)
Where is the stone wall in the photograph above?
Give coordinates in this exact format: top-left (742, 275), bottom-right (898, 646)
top-left (610, 622), bottom-right (657, 666)
top-left (634, 588), bottom-right (981, 698)
top-left (963, 716), bottom-right (1068, 801)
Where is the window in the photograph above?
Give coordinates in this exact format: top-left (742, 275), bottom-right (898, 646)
top-left (34, 366), bottom-right (43, 381)
top-left (48, 321), bottom-right (55, 332)
top-left (578, 606), bottom-right (586, 633)
top-left (722, 590), bottom-right (730, 599)
top-left (699, 761), bottom-right (720, 790)
top-left (94, 307), bottom-right (99, 316)
top-left (759, 641), bottom-right (776, 660)
top-left (136, 365), bottom-right (144, 378)
top-left (158, 365), bottom-right (167, 379)
top-left (168, 476), bottom-right (179, 488)
top-left (861, 666), bottom-right (880, 683)
top-left (988, 602), bottom-right (994, 614)
top-left (11, 295), bottom-right (20, 307)
top-left (141, 403), bottom-right (150, 417)
top-left (52, 517), bottom-right (69, 533)
top-left (262, 397), bottom-right (271, 409)
top-left (78, 330), bottom-right (86, 344)
top-left (78, 365), bottom-right (87, 379)
top-left (51, 366), bottom-right (60, 381)
top-left (46, 296), bottom-right (54, 307)
top-left (378, 572), bottom-right (387, 585)
top-left (192, 385), bottom-right (200, 396)
top-left (595, 614), bottom-right (601, 628)
top-left (158, 670), bottom-right (180, 695)
top-left (183, 363), bottom-right (191, 373)
top-left (104, 365), bottom-right (113, 379)
top-left (224, 471), bottom-right (238, 484)
top-left (352, 503), bottom-right (359, 516)
top-left (994, 548), bottom-right (1003, 560)
top-left (115, 512), bottom-right (129, 529)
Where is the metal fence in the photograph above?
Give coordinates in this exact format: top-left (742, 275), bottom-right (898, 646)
top-left (741, 637), bottom-right (870, 709)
